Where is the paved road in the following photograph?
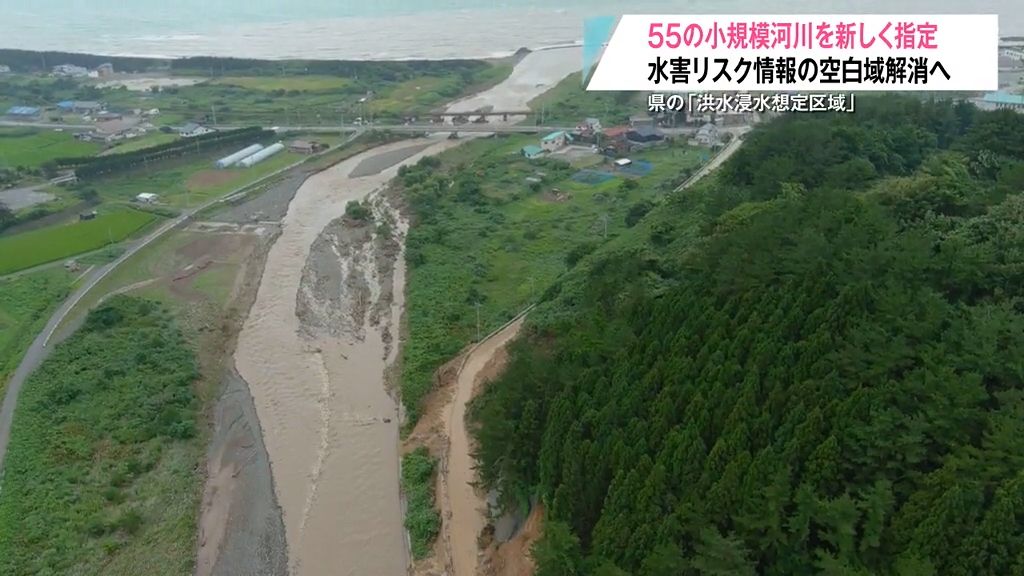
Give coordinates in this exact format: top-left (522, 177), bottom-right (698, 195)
top-left (0, 134), bottom-right (361, 476)
top-left (0, 120), bottom-right (93, 130)
top-left (674, 125), bottom-right (752, 193)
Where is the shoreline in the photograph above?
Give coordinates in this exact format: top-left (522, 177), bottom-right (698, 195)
top-left (0, 42), bottom-right (582, 64)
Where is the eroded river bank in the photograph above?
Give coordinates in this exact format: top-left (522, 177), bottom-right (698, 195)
top-left (215, 47), bottom-right (581, 576)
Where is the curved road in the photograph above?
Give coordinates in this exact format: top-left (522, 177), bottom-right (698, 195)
top-left (0, 135), bottom-right (362, 475)
top-left (443, 316), bottom-right (527, 576)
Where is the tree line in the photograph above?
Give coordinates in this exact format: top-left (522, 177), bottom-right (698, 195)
top-left (470, 96), bottom-right (1024, 575)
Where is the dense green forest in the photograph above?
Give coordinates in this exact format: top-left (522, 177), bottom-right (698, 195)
top-left (0, 297), bottom-right (201, 575)
top-left (471, 97), bottom-right (1024, 575)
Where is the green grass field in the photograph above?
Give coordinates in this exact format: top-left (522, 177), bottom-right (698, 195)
top-left (0, 268), bottom-right (73, 390)
top-left (0, 128), bottom-right (100, 169)
top-left (206, 75), bottom-right (353, 91)
top-left (0, 207), bottom-right (159, 275)
top-left (105, 132), bottom-right (180, 154)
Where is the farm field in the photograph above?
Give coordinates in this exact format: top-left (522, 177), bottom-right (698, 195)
top-left (0, 207), bottom-right (159, 275)
top-left (105, 132), bottom-right (181, 154)
top-left (206, 75), bottom-right (353, 91)
top-left (92, 148), bottom-right (303, 207)
top-left (0, 128), bottom-right (100, 169)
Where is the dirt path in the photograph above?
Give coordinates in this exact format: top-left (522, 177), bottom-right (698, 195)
top-left (234, 138), bottom-right (463, 576)
top-left (443, 317), bottom-right (526, 576)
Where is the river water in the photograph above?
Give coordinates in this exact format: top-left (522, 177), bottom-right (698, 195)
top-left (1, 0), bottom-right (1021, 60)
top-left (231, 47), bottom-right (579, 575)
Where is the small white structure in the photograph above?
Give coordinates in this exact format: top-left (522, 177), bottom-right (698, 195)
top-left (238, 142), bottom-right (285, 167)
top-left (614, 158), bottom-right (633, 167)
top-left (52, 64), bottom-right (89, 77)
top-left (180, 122), bottom-right (215, 138)
top-left (215, 144), bottom-right (265, 169)
top-left (135, 193), bottom-right (159, 204)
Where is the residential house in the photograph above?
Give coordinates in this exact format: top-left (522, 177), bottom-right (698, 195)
top-left (626, 126), bottom-right (665, 145)
top-left (84, 117), bottom-right (145, 143)
top-left (136, 193), bottom-right (159, 204)
top-left (52, 64), bottom-right (89, 77)
top-left (575, 117), bottom-right (603, 135)
top-left (521, 145), bottom-right (545, 159)
top-left (79, 211), bottom-right (98, 221)
top-left (180, 122), bottom-right (215, 138)
top-left (691, 122), bottom-right (721, 147)
top-left (541, 130), bottom-right (571, 152)
top-left (602, 126), bottom-right (632, 155)
top-left (96, 111), bottom-right (123, 121)
top-left (57, 100), bottom-right (104, 114)
top-left (288, 140), bottom-right (324, 154)
top-left (96, 63), bottom-right (114, 77)
top-left (0, 65), bottom-right (10, 74)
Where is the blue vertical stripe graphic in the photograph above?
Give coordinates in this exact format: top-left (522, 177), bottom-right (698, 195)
top-left (583, 15), bottom-right (619, 85)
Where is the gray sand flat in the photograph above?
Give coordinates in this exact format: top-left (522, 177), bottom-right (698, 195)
top-left (348, 142), bottom-right (434, 178)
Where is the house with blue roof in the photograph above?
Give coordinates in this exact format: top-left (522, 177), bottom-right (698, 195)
top-left (982, 91), bottom-right (1024, 111)
top-left (521, 145), bottom-right (544, 159)
top-left (5, 106), bottom-right (40, 118)
top-left (541, 130), bottom-right (572, 152)
top-left (57, 100), bottom-right (103, 114)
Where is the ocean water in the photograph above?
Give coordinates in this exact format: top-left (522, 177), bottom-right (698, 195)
top-left (0, 0), bottom-right (1021, 60)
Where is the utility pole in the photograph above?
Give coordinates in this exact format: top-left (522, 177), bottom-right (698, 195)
top-left (107, 226), bottom-right (113, 245)
top-left (211, 104), bottom-right (218, 126)
top-left (600, 213), bottom-right (609, 239)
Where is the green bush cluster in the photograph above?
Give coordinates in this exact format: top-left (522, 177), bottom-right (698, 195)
top-left (402, 447), bottom-right (440, 559)
top-left (0, 296), bottom-right (200, 575)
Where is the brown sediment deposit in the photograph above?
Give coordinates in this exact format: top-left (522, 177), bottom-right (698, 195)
top-left (188, 169), bottom-right (239, 190)
top-left (481, 504), bottom-right (544, 576)
top-left (233, 138), bottom-right (463, 576)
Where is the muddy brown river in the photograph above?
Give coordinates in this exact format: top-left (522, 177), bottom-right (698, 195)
top-left (232, 47), bottom-right (581, 576)
top-left (234, 138), bottom-right (461, 576)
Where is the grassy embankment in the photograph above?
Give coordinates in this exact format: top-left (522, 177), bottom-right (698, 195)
top-left (0, 296), bottom-right (200, 576)
top-left (402, 447), bottom-right (441, 559)
top-left (527, 71), bottom-right (649, 127)
top-left (0, 198), bottom-right (268, 574)
top-left (399, 135), bottom-right (705, 425)
top-left (0, 268), bottom-right (74, 392)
